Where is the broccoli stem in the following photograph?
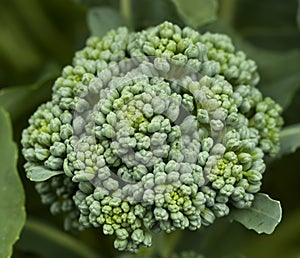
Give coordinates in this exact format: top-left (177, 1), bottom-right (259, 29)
top-left (159, 231), bottom-right (183, 258)
top-left (219, 0), bottom-right (237, 26)
top-left (120, 0), bottom-right (134, 30)
top-left (24, 218), bottom-right (100, 258)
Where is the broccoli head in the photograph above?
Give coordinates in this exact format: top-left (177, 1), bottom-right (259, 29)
top-left (21, 21), bottom-right (283, 252)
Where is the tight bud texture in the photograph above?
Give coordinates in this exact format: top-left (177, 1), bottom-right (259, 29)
top-left (21, 22), bottom-right (283, 252)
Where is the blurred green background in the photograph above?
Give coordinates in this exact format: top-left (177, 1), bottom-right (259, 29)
top-left (1, 0), bottom-right (300, 257)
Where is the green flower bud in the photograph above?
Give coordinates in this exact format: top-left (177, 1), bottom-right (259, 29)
top-left (131, 229), bottom-right (145, 244)
top-left (114, 238), bottom-right (128, 251)
top-left (103, 224), bottom-right (114, 235)
top-left (201, 208), bottom-right (215, 226)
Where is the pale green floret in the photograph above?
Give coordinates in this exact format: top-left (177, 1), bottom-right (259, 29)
top-left (21, 21), bottom-right (283, 253)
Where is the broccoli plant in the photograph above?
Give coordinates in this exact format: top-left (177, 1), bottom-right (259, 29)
top-left (1, 0), bottom-right (300, 257)
top-left (21, 21), bottom-right (283, 253)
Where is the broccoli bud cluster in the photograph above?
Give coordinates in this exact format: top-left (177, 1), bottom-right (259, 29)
top-left (21, 21), bottom-right (283, 252)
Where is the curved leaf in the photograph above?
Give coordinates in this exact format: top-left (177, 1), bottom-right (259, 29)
top-left (172, 0), bottom-right (218, 28)
top-left (260, 71), bottom-right (300, 110)
top-left (278, 124), bottom-right (300, 157)
top-left (87, 7), bottom-right (125, 37)
top-left (230, 193), bottom-right (282, 234)
top-left (241, 47), bottom-right (300, 111)
top-left (130, 0), bottom-right (183, 30)
top-left (0, 108), bottom-right (26, 258)
top-left (26, 165), bottom-right (64, 182)
top-left (0, 64), bottom-right (59, 124)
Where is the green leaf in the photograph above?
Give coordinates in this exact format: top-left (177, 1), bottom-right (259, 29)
top-left (0, 64), bottom-right (59, 124)
top-left (172, 0), bottom-right (218, 27)
top-left (230, 193), bottom-right (282, 234)
top-left (232, 0), bottom-right (300, 51)
top-left (251, 50), bottom-right (300, 110)
top-left (0, 108), bottom-right (26, 258)
top-left (277, 124), bottom-right (300, 157)
top-left (130, 0), bottom-right (184, 30)
top-left (259, 69), bottom-right (300, 110)
top-left (26, 166), bottom-right (64, 182)
top-left (87, 7), bottom-right (125, 37)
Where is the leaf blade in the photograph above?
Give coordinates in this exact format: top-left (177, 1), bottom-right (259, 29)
top-left (87, 7), bottom-right (125, 37)
top-left (0, 108), bottom-right (26, 258)
top-left (259, 71), bottom-right (300, 110)
top-left (26, 165), bottom-right (64, 182)
top-left (172, 0), bottom-right (218, 28)
top-left (0, 64), bottom-right (59, 124)
top-left (230, 193), bottom-right (282, 234)
top-left (277, 123), bottom-right (300, 157)
top-left (130, 0), bottom-right (183, 30)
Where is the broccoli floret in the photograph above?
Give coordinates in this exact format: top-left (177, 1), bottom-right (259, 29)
top-left (21, 21), bottom-right (283, 252)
